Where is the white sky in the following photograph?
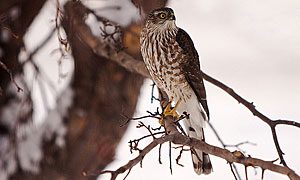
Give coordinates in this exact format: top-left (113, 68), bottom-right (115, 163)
top-left (23, 0), bottom-right (300, 180)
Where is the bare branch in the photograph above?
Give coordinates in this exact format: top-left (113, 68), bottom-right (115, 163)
top-left (158, 144), bottom-right (162, 164)
top-left (245, 166), bottom-right (249, 180)
top-left (201, 72), bottom-right (300, 166)
top-left (150, 82), bottom-right (159, 103)
top-left (63, 2), bottom-right (149, 78)
top-left (229, 163), bottom-right (238, 180)
top-left (0, 59), bottom-right (23, 92)
top-left (95, 116), bottom-right (300, 180)
top-left (174, 145), bottom-right (189, 167)
top-left (136, 121), bottom-right (158, 139)
top-left (208, 121), bottom-right (242, 180)
top-left (168, 141), bottom-right (173, 174)
top-left (225, 141), bottom-right (257, 148)
top-left (201, 72), bottom-right (300, 130)
top-left (120, 110), bottom-right (160, 127)
top-left (95, 132), bottom-right (172, 180)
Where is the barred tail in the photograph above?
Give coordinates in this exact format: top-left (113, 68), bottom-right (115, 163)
top-left (178, 96), bottom-right (212, 175)
top-left (189, 127), bottom-right (212, 175)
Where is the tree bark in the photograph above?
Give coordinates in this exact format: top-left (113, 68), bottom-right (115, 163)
top-left (3, 1), bottom-right (168, 179)
top-left (53, 1), bottom-right (168, 178)
top-left (61, 2), bottom-right (144, 178)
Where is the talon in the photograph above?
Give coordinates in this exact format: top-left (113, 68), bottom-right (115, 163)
top-left (163, 99), bottom-right (181, 120)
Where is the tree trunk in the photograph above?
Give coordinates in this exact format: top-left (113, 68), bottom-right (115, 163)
top-left (61, 2), bottom-right (144, 178)
top-left (3, 1), bottom-right (167, 179)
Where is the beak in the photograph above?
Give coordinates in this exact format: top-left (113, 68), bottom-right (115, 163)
top-left (169, 14), bottom-right (176, 20)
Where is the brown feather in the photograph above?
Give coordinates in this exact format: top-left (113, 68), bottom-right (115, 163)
top-left (176, 28), bottom-right (210, 119)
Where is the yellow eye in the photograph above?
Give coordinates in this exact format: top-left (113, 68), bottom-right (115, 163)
top-left (159, 13), bottom-right (166, 19)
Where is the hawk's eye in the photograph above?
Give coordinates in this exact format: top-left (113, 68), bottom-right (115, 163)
top-left (159, 13), bottom-right (166, 19)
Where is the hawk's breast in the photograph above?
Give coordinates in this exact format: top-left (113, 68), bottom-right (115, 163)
top-left (140, 28), bottom-right (193, 103)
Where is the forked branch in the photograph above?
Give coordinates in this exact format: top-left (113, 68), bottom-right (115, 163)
top-left (201, 72), bottom-right (300, 166)
top-left (92, 116), bottom-right (300, 180)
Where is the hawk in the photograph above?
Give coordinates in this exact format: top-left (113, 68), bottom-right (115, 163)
top-left (140, 7), bottom-right (212, 175)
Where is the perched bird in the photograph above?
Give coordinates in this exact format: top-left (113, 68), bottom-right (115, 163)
top-left (140, 7), bottom-right (212, 175)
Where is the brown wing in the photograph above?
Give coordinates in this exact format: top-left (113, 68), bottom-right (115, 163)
top-left (176, 28), bottom-right (210, 119)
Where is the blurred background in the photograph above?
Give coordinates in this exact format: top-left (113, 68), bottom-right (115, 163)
top-left (0, 0), bottom-right (299, 180)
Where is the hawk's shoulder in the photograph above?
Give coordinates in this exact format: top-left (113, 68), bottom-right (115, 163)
top-left (176, 28), bottom-right (199, 60)
top-left (175, 28), bottom-right (210, 119)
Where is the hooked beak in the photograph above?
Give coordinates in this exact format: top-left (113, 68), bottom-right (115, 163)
top-left (169, 13), bottom-right (176, 20)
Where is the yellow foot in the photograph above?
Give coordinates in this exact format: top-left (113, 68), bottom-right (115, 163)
top-left (159, 99), bottom-right (181, 125)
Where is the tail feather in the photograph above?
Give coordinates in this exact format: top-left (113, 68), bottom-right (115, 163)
top-left (202, 153), bottom-right (213, 174)
top-left (188, 127), bottom-right (212, 175)
top-left (178, 96), bottom-right (212, 175)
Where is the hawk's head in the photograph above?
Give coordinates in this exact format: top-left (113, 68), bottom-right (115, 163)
top-left (145, 7), bottom-right (177, 30)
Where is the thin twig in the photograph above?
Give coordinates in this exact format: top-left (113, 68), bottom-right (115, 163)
top-left (150, 82), bottom-right (159, 103)
top-left (1, 27), bottom-right (19, 39)
top-left (175, 146), bottom-right (189, 167)
top-left (128, 131), bottom-right (165, 154)
top-left (208, 121), bottom-right (242, 180)
top-left (169, 141), bottom-right (172, 174)
top-left (202, 72), bottom-right (300, 166)
top-left (229, 163), bottom-right (238, 180)
top-left (96, 123), bottom-right (300, 180)
top-left (245, 166), bottom-right (249, 180)
top-left (225, 141), bottom-right (257, 148)
top-left (158, 144), bottom-right (162, 164)
top-left (0, 60), bottom-right (23, 92)
top-left (136, 121), bottom-right (157, 139)
top-left (261, 169), bottom-right (265, 180)
top-left (120, 113), bottom-right (160, 127)
top-left (123, 168), bottom-right (132, 180)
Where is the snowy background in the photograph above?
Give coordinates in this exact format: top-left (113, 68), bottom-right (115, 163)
top-left (23, 0), bottom-right (300, 179)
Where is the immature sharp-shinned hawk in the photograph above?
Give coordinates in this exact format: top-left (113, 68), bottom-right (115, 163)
top-left (140, 7), bottom-right (212, 175)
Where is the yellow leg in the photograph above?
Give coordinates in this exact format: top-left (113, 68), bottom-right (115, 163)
top-left (159, 99), bottom-right (181, 125)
